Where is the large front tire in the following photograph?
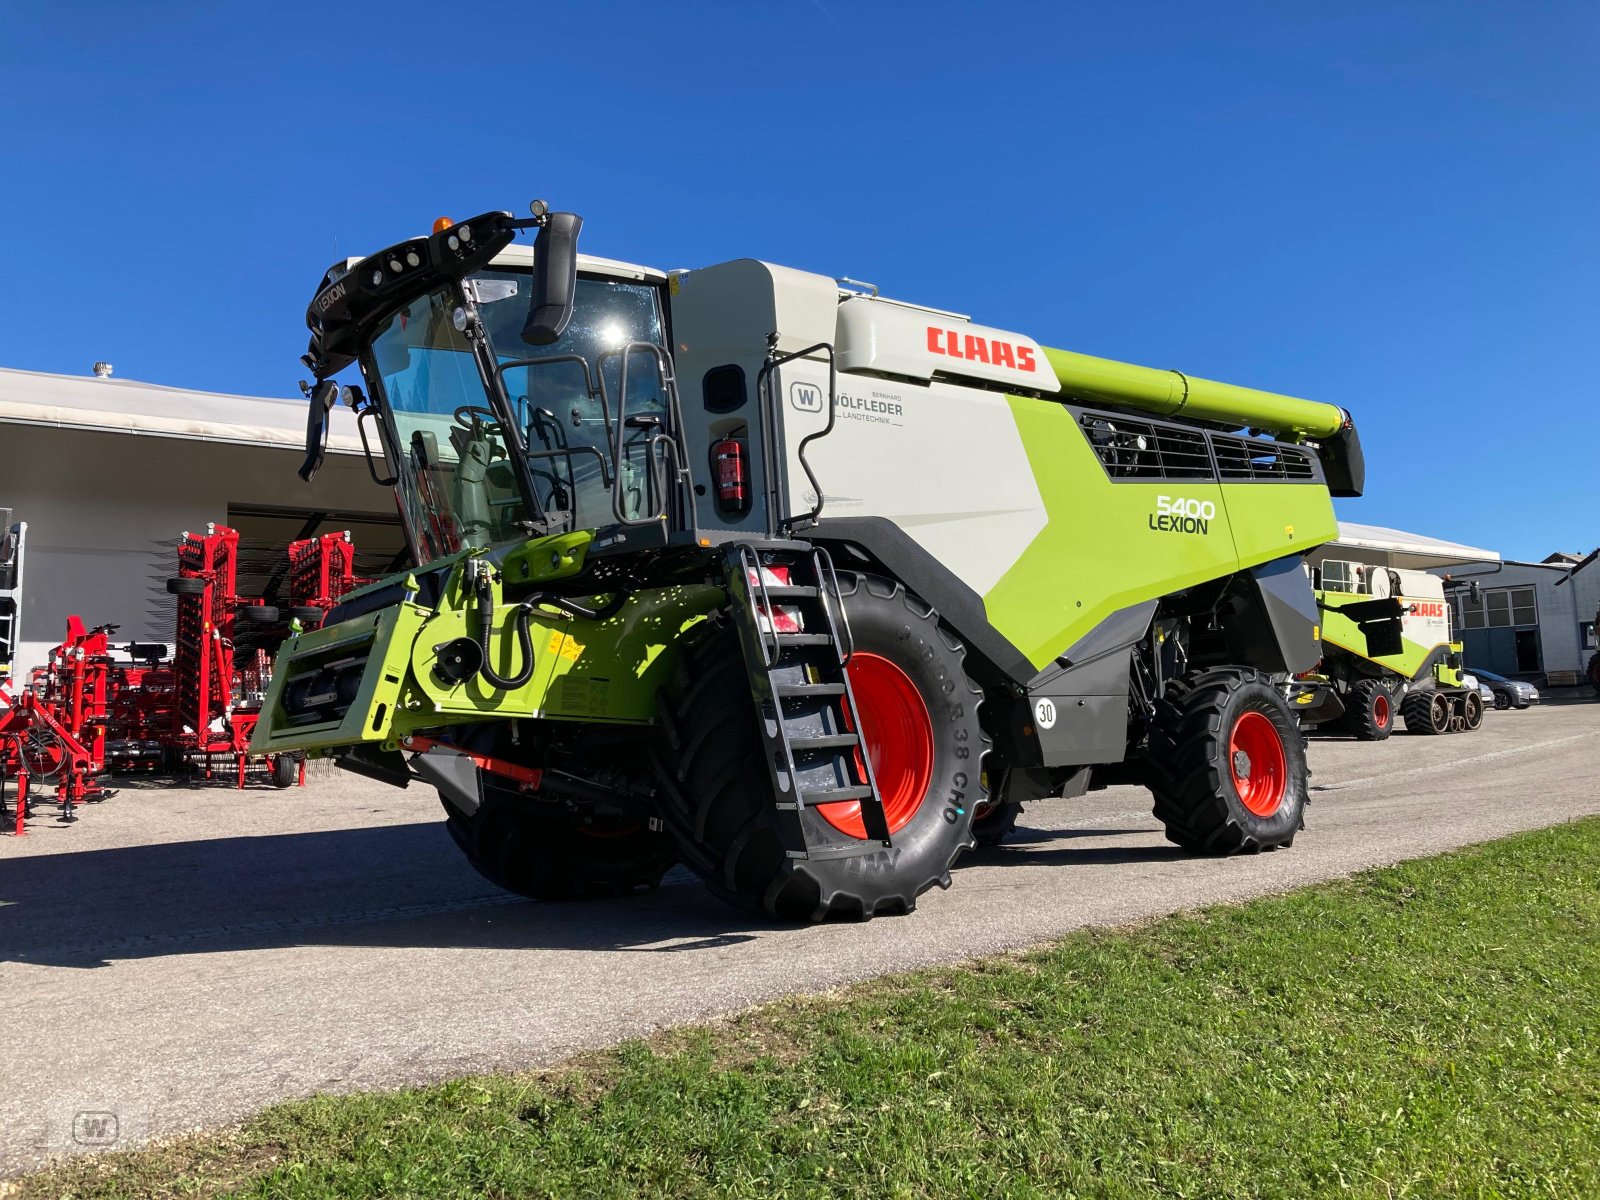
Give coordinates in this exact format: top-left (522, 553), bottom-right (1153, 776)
top-left (1145, 668), bottom-right (1307, 854)
top-left (442, 792), bottom-right (675, 901)
top-left (654, 574), bottom-right (986, 921)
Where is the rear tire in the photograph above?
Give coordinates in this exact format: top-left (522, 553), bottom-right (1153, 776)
top-left (653, 574), bottom-right (987, 921)
top-left (1402, 689), bottom-right (1452, 734)
top-left (970, 794), bottom-right (1022, 847)
top-left (1342, 678), bottom-right (1395, 741)
top-left (1145, 668), bottom-right (1307, 854)
top-left (1588, 653), bottom-right (1600, 696)
top-left (442, 793), bottom-right (675, 901)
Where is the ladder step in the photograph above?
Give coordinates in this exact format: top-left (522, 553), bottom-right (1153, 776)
top-left (774, 682), bottom-right (846, 699)
top-left (760, 585), bottom-right (820, 600)
top-left (773, 633), bottom-right (834, 647)
top-left (800, 785), bottom-right (875, 805)
top-left (789, 732), bottom-right (860, 753)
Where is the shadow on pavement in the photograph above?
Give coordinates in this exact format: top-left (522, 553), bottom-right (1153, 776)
top-left (0, 820), bottom-right (781, 970)
top-left (2, 810), bottom-right (1180, 971)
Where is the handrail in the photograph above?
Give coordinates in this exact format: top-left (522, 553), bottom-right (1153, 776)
top-left (755, 342), bottom-right (838, 536)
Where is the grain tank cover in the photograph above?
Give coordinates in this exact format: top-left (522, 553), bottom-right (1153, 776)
top-left (835, 297), bottom-right (1059, 394)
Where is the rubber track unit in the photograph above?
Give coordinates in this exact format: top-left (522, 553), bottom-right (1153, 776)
top-left (1401, 689), bottom-right (1452, 735)
top-left (442, 793), bottom-right (675, 901)
top-left (652, 576), bottom-right (987, 921)
top-left (1143, 667), bottom-right (1308, 855)
top-left (1342, 677), bottom-right (1394, 742)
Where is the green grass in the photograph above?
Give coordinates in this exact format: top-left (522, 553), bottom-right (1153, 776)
top-left (20, 819), bottom-right (1600, 1200)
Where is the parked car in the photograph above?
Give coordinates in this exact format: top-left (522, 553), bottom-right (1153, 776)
top-left (1461, 672), bottom-right (1497, 709)
top-left (1466, 667), bottom-right (1541, 710)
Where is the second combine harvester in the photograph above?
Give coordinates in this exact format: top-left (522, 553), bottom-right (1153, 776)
top-left (253, 204), bottom-right (1389, 920)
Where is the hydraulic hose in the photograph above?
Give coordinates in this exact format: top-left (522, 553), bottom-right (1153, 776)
top-left (545, 593), bottom-right (630, 622)
top-left (469, 563), bottom-right (631, 693)
top-left (474, 572), bottom-right (536, 691)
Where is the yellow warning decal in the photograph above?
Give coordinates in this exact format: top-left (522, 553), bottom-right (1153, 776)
top-left (547, 630), bottom-right (584, 662)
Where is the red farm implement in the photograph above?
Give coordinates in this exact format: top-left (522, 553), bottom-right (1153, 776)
top-left (0, 617), bottom-right (117, 832)
top-left (2, 525), bottom-right (374, 832)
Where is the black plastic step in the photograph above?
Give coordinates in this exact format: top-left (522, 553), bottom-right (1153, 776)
top-left (774, 681), bottom-right (846, 699)
top-left (759, 585), bottom-right (821, 600)
top-left (800, 785), bottom-right (875, 805)
top-left (789, 732), bottom-right (860, 753)
top-left (773, 632), bottom-right (834, 647)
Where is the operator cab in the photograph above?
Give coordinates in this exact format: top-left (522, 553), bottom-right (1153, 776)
top-left (299, 209), bottom-right (687, 569)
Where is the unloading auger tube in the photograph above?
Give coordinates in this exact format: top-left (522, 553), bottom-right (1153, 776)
top-left (1043, 346), bottom-right (1348, 440)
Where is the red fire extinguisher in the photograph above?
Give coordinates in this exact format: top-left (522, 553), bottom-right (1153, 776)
top-left (711, 437), bottom-right (749, 515)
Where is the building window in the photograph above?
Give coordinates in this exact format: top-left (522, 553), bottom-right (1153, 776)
top-left (1583, 620), bottom-right (1597, 651)
top-left (1459, 584), bottom-right (1538, 630)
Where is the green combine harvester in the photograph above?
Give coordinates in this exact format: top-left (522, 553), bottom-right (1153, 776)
top-left (253, 202), bottom-right (1387, 920)
top-left (1303, 528), bottom-right (1493, 739)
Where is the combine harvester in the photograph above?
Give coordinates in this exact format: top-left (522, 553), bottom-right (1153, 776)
top-left (1304, 525), bottom-right (1499, 738)
top-left (252, 202), bottom-right (1391, 919)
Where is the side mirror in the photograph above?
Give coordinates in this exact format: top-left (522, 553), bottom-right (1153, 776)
top-left (1469, 581), bottom-right (1482, 604)
top-left (522, 212), bottom-right (582, 346)
top-left (299, 379), bottom-right (339, 482)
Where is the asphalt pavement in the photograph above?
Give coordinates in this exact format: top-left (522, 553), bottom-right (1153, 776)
top-left (2, 699), bottom-right (1596, 1176)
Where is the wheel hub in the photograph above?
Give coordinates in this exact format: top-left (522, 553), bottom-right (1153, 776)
top-left (1227, 711), bottom-right (1287, 818)
top-left (818, 652), bottom-right (935, 840)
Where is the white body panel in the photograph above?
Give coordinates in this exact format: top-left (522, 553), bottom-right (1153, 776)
top-left (668, 260), bottom-right (1048, 596)
top-left (836, 298), bottom-right (1058, 395)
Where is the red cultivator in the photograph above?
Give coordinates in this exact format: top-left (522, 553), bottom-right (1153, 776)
top-left (2, 525), bottom-right (373, 833)
top-left (0, 618), bottom-right (114, 832)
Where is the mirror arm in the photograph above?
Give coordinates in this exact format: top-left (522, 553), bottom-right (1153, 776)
top-left (298, 379), bottom-right (339, 482)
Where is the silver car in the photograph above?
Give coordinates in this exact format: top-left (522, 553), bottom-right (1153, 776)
top-left (1461, 673), bottom-right (1496, 709)
top-left (1467, 667), bottom-right (1541, 710)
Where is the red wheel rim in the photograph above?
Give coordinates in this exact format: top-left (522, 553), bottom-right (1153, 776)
top-left (1228, 711), bottom-right (1287, 818)
top-left (819, 652), bottom-right (934, 839)
top-left (1373, 692), bottom-right (1390, 728)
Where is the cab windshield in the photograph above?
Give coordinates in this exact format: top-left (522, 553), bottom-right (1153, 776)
top-left (472, 270), bottom-right (668, 532)
top-left (368, 288), bottom-right (531, 562)
top-left (366, 273), bottom-right (668, 563)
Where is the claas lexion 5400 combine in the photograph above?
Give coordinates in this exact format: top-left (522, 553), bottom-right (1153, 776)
top-left (252, 202), bottom-right (1387, 920)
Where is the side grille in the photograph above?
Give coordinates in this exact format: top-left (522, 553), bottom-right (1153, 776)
top-left (1078, 416), bottom-right (1214, 480)
top-left (1212, 436), bottom-right (1317, 481)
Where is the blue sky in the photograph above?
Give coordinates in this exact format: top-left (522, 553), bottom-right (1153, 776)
top-left (2, 2), bottom-right (1594, 560)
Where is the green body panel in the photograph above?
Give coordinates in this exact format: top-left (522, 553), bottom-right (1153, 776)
top-left (250, 532), bottom-right (721, 756)
top-left (1316, 587), bottom-right (1463, 687)
top-left (399, 564), bottom-right (720, 727)
top-left (249, 598), bottom-right (430, 755)
top-left (1042, 347), bottom-right (1346, 440)
top-left (985, 396), bottom-right (1338, 670)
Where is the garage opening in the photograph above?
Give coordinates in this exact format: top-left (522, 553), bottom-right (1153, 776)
top-left (225, 503), bottom-right (409, 607)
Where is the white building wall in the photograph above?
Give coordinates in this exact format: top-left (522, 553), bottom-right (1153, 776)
top-left (2, 424), bottom-right (389, 676)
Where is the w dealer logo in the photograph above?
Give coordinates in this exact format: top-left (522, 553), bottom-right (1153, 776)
top-left (790, 382), bottom-right (823, 413)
